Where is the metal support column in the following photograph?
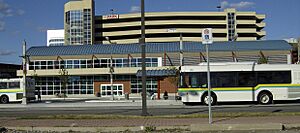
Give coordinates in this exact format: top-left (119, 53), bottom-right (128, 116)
top-left (206, 44), bottom-right (212, 124)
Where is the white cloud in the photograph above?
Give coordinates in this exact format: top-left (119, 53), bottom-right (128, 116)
top-left (0, 1), bottom-right (24, 32)
top-left (0, 0), bottom-right (25, 17)
top-left (221, 1), bottom-right (229, 9)
top-left (0, 21), bottom-right (4, 31)
top-left (16, 9), bottom-right (25, 16)
top-left (130, 6), bottom-right (140, 12)
top-left (0, 0), bottom-right (10, 17)
top-left (37, 26), bottom-right (49, 32)
top-left (220, 1), bottom-right (255, 9)
top-left (0, 50), bottom-right (15, 56)
top-left (0, 0), bottom-right (9, 11)
top-left (230, 1), bottom-right (255, 9)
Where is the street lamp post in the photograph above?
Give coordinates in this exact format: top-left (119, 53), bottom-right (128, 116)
top-left (232, 34), bottom-right (238, 62)
top-left (105, 37), bottom-right (116, 100)
top-left (166, 28), bottom-right (183, 87)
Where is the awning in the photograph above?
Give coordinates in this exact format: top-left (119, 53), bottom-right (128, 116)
top-left (136, 69), bottom-right (177, 77)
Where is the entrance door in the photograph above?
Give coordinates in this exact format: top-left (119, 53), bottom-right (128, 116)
top-left (100, 84), bottom-right (123, 96)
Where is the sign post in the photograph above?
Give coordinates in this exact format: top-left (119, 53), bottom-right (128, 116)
top-left (202, 28), bottom-right (213, 124)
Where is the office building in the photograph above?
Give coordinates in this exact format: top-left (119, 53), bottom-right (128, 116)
top-left (47, 29), bottom-right (64, 46)
top-left (64, 0), bottom-right (95, 45)
top-left (64, 0), bottom-right (265, 45)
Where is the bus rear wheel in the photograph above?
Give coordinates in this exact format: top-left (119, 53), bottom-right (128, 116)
top-left (258, 92), bottom-right (273, 104)
top-left (202, 93), bottom-right (217, 106)
top-left (0, 95), bottom-right (9, 104)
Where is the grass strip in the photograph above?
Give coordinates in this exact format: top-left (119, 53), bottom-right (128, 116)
top-left (19, 112), bottom-right (300, 120)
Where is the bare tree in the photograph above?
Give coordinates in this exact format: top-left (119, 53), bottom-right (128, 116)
top-left (59, 67), bottom-right (68, 100)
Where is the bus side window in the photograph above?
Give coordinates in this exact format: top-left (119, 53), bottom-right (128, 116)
top-left (0, 82), bottom-right (7, 89)
top-left (8, 82), bottom-right (20, 89)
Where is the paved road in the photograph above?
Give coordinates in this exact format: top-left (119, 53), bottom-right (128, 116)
top-left (0, 99), bottom-right (299, 117)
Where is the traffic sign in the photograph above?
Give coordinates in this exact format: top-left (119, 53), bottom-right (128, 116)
top-left (202, 28), bottom-right (213, 44)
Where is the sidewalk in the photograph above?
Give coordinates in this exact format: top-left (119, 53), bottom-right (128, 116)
top-left (0, 96), bottom-right (183, 108)
top-left (1, 116), bottom-right (300, 132)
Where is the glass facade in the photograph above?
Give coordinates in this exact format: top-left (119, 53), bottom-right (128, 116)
top-left (227, 12), bottom-right (236, 41)
top-left (66, 9), bottom-right (92, 45)
top-left (29, 57), bottom-right (160, 70)
top-left (35, 75), bottom-right (159, 96)
top-left (35, 76), bottom-right (94, 95)
top-left (100, 84), bottom-right (123, 96)
top-left (131, 78), bottom-right (157, 94)
top-left (49, 39), bottom-right (64, 46)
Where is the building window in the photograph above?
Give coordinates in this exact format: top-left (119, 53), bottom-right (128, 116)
top-left (131, 78), bottom-right (157, 94)
top-left (66, 9), bottom-right (92, 45)
top-left (35, 76), bottom-right (94, 95)
top-left (100, 84), bottom-right (123, 96)
top-left (227, 13), bottom-right (236, 41)
top-left (28, 57), bottom-right (161, 70)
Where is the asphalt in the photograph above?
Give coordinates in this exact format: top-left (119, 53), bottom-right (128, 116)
top-left (1, 96), bottom-right (300, 132)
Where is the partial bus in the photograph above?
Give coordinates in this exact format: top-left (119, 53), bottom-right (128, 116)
top-left (178, 63), bottom-right (300, 105)
top-left (0, 78), bottom-right (36, 103)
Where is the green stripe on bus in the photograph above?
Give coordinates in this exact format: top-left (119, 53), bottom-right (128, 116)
top-left (178, 84), bottom-right (300, 92)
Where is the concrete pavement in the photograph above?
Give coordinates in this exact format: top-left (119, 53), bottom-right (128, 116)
top-left (1, 116), bottom-right (300, 132)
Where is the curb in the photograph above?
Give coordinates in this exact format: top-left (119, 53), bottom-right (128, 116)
top-left (6, 126), bottom-right (189, 132)
top-left (282, 124), bottom-right (300, 130)
top-left (190, 123), bottom-right (283, 132)
top-left (7, 123), bottom-right (300, 132)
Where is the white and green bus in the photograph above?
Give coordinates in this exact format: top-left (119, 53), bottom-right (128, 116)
top-left (0, 78), bottom-right (36, 104)
top-left (178, 63), bottom-right (300, 105)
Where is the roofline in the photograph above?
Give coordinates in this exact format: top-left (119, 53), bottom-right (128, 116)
top-left (29, 40), bottom-right (288, 49)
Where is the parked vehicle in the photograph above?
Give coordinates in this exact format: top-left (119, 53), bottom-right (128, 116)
top-left (0, 78), bottom-right (36, 103)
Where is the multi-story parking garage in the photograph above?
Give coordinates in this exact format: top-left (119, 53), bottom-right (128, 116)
top-left (96, 9), bottom-right (265, 44)
top-left (64, 0), bottom-right (265, 45)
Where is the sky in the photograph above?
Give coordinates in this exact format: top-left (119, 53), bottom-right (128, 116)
top-left (0, 0), bottom-right (299, 64)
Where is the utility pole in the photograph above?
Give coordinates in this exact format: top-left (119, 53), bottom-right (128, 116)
top-left (141, 0), bottom-right (148, 116)
top-left (179, 33), bottom-right (183, 87)
top-left (21, 41), bottom-right (28, 105)
top-left (297, 37), bottom-right (300, 64)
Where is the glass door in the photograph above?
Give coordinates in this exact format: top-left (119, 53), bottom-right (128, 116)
top-left (100, 84), bottom-right (123, 96)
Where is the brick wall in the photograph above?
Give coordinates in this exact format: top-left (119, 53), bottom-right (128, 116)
top-left (159, 77), bottom-right (177, 93)
top-left (94, 77), bottom-right (179, 96)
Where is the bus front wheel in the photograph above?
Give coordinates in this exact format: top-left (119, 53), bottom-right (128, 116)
top-left (202, 93), bottom-right (217, 106)
top-left (258, 92), bottom-right (273, 104)
top-left (0, 95), bottom-right (9, 104)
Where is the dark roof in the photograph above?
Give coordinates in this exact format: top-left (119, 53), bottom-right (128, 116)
top-left (136, 69), bottom-right (177, 77)
top-left (0, 63), bottom-right (21, 69)
top-left (26, 40), bottom-right (291, 56)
